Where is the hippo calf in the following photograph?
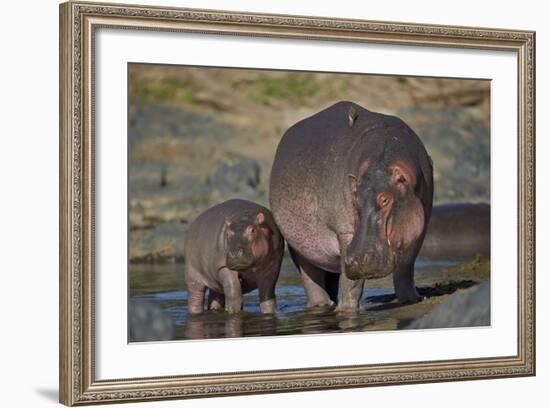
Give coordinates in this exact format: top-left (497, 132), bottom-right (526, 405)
top-left (270, 101), bottom-right (433, 311)
top-left (184, 199), bottom-right (284, 314)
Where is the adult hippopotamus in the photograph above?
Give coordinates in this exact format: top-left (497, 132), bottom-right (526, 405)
top-left (184, 199), bottom-right (284, 314)
top-left (270, 101), bottom-right (433, 311)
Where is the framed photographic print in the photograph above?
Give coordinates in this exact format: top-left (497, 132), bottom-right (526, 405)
top-left (59, 1), bottom-right (535, 405)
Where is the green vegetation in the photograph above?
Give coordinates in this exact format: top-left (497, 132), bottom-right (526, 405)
top-left (442, 255), bottom-right (490, 280)
top-left (130, 79), bottom-right (194, 105)
top-left (247, 73), bottom-right (320, 106)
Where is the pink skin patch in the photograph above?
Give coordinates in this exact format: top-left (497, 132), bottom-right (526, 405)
top-left (384, 160), bottom-right (424, 252)
top-left (387, 195), bottom-right (425, 251)
top-left (350, 159), bottom-right (424, 257)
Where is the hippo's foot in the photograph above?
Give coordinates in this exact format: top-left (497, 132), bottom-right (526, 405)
top-left (260, 299), bottom-right (277, 314)
top-left (209, 300), bottom-right (224, 311)
top-left (393, 265), bottom-right (422, 305)
top-left (397, 290), bottom-right (423, 305)
top-left (208, 290), bottom-right (225, 311)
top-left (334, 302), bottom-right (360, 313)
top-left (225, 295), bottom-right (243, 313)
top-left (306, 299), bottom-right (335, 309)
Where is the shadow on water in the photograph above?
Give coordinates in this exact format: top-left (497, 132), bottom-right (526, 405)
top-left (128, 256), bottom-right (488, 342)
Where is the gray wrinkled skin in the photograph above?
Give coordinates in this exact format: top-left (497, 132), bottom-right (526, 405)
top-left (184, 199), bottom-right (284, 314)
top-left (270, 101), bottom-right (433, 311)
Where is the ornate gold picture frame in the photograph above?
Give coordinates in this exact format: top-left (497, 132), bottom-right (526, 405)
top-left (59, 1), bottom-right (535, 405)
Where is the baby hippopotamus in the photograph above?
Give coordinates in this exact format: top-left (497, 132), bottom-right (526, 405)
top-left (184, 199), bottom-right (284, 314)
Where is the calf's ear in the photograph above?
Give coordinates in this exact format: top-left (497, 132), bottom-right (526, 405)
top-left (255, 212), bottom-right (265, 225)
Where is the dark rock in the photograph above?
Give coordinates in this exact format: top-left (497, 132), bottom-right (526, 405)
top-left (207, 156), bottom-right (261, 192)
top-left (397, 106), bottom-right (490, 204)
top-left (129, 223), bottom-right (188, 263)
top-left (128, 100), bottom-right (237, 149)
top-left (406, 280), bottom-right (490, 329)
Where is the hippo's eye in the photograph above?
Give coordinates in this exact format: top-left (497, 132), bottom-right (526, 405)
top-left (245, 225), bottom-right (256, 239)
top-left (377, 192), bottom-right (392, 209)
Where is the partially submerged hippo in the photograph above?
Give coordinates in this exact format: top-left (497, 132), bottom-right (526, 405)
top-left (184, 199), bottom-right (284, 314)
top-left (270, 101), bottom-right (433, 311)
top-left (418, 203), bottom-right (490, 261)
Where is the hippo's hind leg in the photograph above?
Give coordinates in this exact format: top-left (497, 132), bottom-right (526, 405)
top-left (289, 246), bottom-right (335, 308)
top-left (325, 272), bottom-right (339, 304)
top-left (186, 281), bottom-right (206, 314)
top-left (185, 264), bottom-right (206, 314)
top-left (207, 290), bottom-right (225, 311)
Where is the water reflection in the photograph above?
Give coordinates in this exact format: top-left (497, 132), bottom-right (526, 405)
top-left (129, 257), bottom-right (481, 342)
top-left (182, 313), bottom-right (278, 339)
top-left (128, 299), bottom-right (175, 342)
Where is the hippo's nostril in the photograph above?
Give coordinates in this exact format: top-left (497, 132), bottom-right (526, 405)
top-left (345, 256), bottom-right (361, 268)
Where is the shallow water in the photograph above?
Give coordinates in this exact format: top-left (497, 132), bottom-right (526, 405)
top-left (128, 257), bottom-right (478, 342)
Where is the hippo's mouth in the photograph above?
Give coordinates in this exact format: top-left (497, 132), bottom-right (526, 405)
top-left (226, 259), bottom-right (254, 271)
top-left (344, 251), bottom-right (397, 280)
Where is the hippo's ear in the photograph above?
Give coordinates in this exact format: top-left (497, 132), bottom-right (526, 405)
top-left (255, 212), bottom-right (265, 225)
top-left (388, 160), bottom-right (416, 187)
top-left (224, 217), bottom-right (231, 229)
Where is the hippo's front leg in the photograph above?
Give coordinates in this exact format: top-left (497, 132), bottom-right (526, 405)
top-left (258, 262), bottom-right (281, 314)
top-left (259, 294), bottom-right (276, 314)
top-left (219, 267), bottom-right (243, 313)
top-left (393, 262), bottom-right (422, 304)
top-left (335, 272), bottom-right (364, 312)
top-left (336, 234), bottom-right (364, 312)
